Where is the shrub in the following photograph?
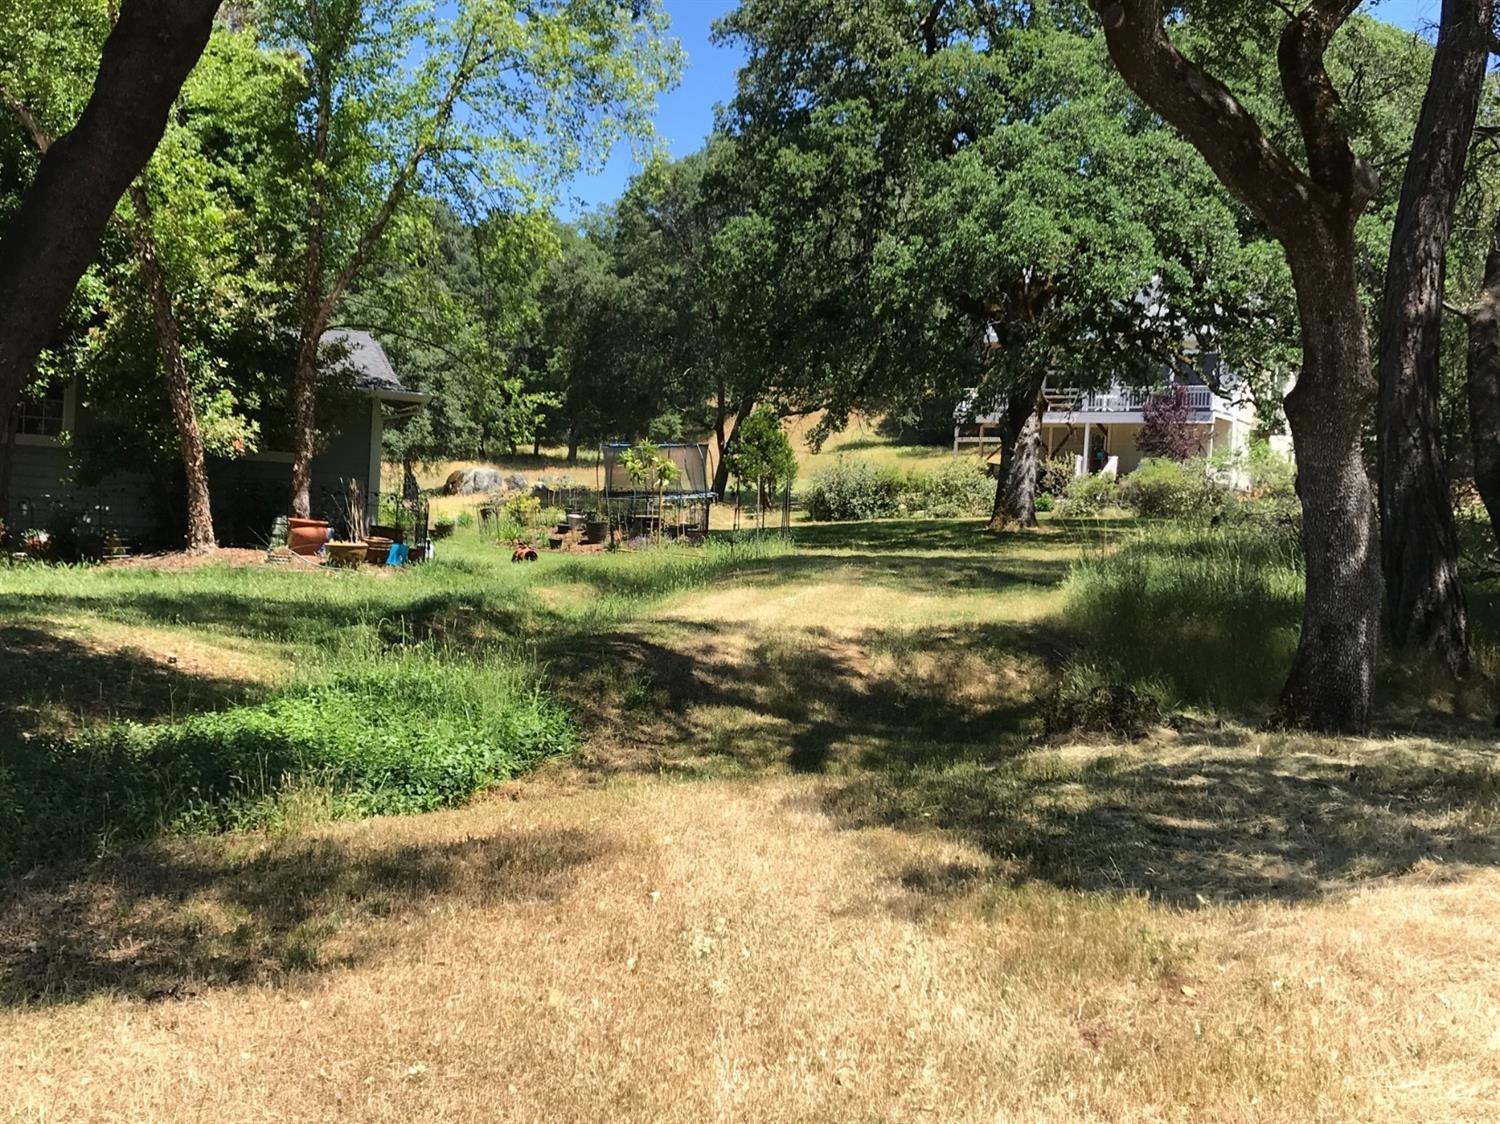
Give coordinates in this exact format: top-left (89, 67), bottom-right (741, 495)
top-left (1057, 472), bottom-right (1118, 516)
top-left (1038, 455), bottom-right (1074, 498)
top-left (1033, 492), bottom-right (1055, 513)
top-left (1244, 439), bottom-right (1297, 499)
top-left (1117, 457), bottom-right (1230, 519)
top-left (1045, 660), bottom-right (1172, 737)
top-left (804, 458), bottom-right (904, 521)
top-left (0, 653), bottom-right (575, 866)
top-left (804, 457), bottom-right (993, 521)
top-left (902, 458), bottom-right (994, 517)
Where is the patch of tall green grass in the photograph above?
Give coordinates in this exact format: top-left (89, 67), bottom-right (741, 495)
top-left (0, 530), bottom-right (800, 865)
top-left (0, 651), bottom-right (573, 866)
top-left (1062, 522), bottom-right (1304, 716)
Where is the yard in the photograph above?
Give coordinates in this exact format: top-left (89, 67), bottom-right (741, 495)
top-left (3, 518), bottom-right (1500, 1122)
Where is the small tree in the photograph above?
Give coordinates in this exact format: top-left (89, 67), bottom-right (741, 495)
top-left (621, 443), bottom-right (679, 544)
top-left (1138, 385), bottom-right (1205, 462)
top-left (729, 406), bottom-right (797, 529)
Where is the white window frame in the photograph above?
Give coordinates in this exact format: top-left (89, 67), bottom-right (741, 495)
top-left (4, 382), bottom-right (77, 447)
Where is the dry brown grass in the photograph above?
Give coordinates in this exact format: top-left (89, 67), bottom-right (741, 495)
top-left (0, 616), bottom-right (281, 739)
top-left (4, 519), bottom-right (1500, 1121)
top-left (5, 776), bottom-right (1499, 1122)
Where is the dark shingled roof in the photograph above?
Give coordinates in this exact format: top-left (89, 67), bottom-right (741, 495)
top-left (321, 329), bottom-right (429, 402)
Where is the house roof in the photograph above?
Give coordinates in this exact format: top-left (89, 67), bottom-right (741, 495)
top-left (321, 329), bottom-right (431, 405)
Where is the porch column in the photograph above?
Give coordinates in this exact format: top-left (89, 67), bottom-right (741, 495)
top-left (1081, 423), bottom-right (1092, 476)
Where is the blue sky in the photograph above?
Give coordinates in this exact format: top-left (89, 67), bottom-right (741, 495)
top-left (560, 1), bottom-right (741, 217)
top-left (558, 0), bottom-right (1443, 217)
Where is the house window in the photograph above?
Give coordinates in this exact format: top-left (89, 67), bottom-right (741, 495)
top-left (14, 388), bottom-right (67, 438)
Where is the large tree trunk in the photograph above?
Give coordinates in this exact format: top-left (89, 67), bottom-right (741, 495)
top-left (0, 409), bottom-right (15, 537)
top-left (711, 394), bottom-right (757, 498)
top-left (1095, 0), bottom-right (1384, 732)
top-left (1376, 0), bottom-right (1489, 672)
top-left (0, 0), bottom-right (220, 432)
top-left (712, 392), bottom-right (732, 497)
top-left (987, 385), bottom-right (1044, 531)
top-left (1469, 234), bottom-right (1500, 549)
top-left (125, 186), bottom-right (216, 552)
top-left (289, 328), bottom-right (323, 519)
top-left (1278, 238), bottom-right (1382, 731)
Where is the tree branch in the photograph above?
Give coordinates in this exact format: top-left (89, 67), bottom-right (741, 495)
top-left (1277, 0), bottom-right (1377, 209)
top-left (0, 83), bottom-right (53, 153)
top-left (0, 0), bottom-right (221, 430)
top-left (1091, 0), bottom-right (1318, 243)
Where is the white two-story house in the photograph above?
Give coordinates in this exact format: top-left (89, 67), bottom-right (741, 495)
top-left (953, 358), bottom-right (1278, 480)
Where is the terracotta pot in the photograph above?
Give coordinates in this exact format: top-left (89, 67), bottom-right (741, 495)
top-left (365, 536), bottom-right (394, 565)
top-left (327, 541), bottom-right (365, 568)
top-left (287, 517), bottom-right (331, 557)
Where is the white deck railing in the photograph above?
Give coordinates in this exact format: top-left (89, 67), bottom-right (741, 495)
top-left (1043, 384), bottom-right (1215, 414)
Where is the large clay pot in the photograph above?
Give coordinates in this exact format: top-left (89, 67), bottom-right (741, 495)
top-left (287, 517), bottom-right (331, 556)
top-left (326, 541), bottom-right (366, 568)
top-left (365, 536), bottom-right (393, 565)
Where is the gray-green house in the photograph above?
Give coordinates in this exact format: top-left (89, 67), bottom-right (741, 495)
top-left (1, 330), bottom-right (428, 546)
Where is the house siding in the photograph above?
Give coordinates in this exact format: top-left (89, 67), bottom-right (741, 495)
top-left (4, 399), bottom-right (383, 547)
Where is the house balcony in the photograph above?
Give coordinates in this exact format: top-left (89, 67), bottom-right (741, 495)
top-left (1040, 383), bottom-right (1221, 423)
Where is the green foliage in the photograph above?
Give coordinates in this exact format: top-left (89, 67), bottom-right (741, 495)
top-left (1045, 661), bottom-right (1172, 739)
top-left (1117, 458), bottom-right (1228, 519)
top-left (522, 151), bottom-right (757, 457)
top-left (1243, 440), bottom-right (1298, 499)
top-left (1038, 456), bottom-right (1075, 498)
top-left (803, 460), bottom-right (905, 522)
top-left (0, 653), bottom-right (574, 866)
top-left (0, 16), bottom-right (299, 479)
top-left (620, 443), bottom-right (681, 492)
top-left (1058, 473), bottom-right (1118, 517)
top-left (711, 0), bottom-right (1293, 440)
top-left (1064, 523), bottom-right (1305, 715)
top-left (729, 406), bottom-right (797, 491)
top-left (899, 459), bottom-right (995, 518)
top-left (359, 203), bottom-right (559, 466)
top-left (803, 457), bottom-right (992, 521)
top-left (493, 494), bottom-right (549, 541)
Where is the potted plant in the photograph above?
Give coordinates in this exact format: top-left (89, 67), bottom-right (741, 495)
top-left (584, 509), bottom-right (608, 544)
top-left (431, 516), bottom-right (456, 540)
top-left (327, 478), bottom-right (371, 567)
top-left (326, 541), bottom-right (366, 567)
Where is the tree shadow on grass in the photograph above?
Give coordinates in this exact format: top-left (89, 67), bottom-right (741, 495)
top-left (0, 624), bottom-right (265, 739)
top-left (822, 734), bottom-right (1500, 906)
top-left (8, 585), bottom-right (550, 652)
top-left (541, 616), bottom-right (1065, 779)
top-left (0, 826), bottom-right (607, 1007)
top-left (787, 517), bottom-right (1132, 556)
